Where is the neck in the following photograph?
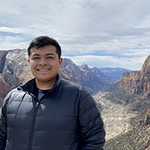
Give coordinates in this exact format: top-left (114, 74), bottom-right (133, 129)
top-left (35, 77), bottom-right (57, 90)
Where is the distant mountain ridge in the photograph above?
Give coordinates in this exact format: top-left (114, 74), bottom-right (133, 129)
top-left (91, 67), bottom-right (119, 83)
top-left (99, 67), bottom-right (132, 79)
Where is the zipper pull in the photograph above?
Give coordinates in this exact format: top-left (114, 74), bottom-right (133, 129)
top-left (36, 101), bottom-right (40, 108)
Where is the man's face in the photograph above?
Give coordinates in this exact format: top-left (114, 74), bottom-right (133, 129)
top-left (28, 45), bottom-right (63, 87)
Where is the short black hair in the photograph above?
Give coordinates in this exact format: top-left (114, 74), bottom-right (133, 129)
top-left (27, 36), bottom-right (62, 59)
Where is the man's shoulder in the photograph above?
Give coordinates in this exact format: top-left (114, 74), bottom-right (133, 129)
top-left (6, 88), bottom-right (20, 97)
top-left (2, 88), bottom-right (23, 106)
top-left (4, 86), bottom-right (26, 100)
top-left (61, 78), bottom-right (80, 87)
top-left (61, 78), bottom-right (82, 90)
top-left (60, 78), bottom-right (90, 95)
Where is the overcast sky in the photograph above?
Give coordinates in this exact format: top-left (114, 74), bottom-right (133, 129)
top-left (0, 0), bottom-right (150, 70)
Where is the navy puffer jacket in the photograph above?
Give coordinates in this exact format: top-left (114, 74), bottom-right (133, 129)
top-left (0, 76), bottom-right (105, 150)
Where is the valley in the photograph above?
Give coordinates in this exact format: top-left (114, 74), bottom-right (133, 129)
top-left (93, 91), bottom-right (138, 141)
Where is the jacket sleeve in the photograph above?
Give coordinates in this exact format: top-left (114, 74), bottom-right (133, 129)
top-left (78, 87), bottom-right (105, 150)
top-left (0, 93), bottom-right (11, 150)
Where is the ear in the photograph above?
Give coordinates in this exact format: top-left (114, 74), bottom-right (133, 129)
top-left (27, 59), bottom-right (30, 64)
top-left (59, 58), bottom-right (63, 66)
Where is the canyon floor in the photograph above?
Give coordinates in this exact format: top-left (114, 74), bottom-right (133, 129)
top-left (93, 91), bottom-right (138, 141)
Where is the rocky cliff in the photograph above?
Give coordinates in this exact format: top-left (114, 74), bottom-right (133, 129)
top-left (144, 108), bottom-right (150, 126)
top-left (118, 55), bottom-right (150, 100)
top-left (0, 74), bottom-right (10, 105)
top-left (62, 59), bottom-right (109, 93)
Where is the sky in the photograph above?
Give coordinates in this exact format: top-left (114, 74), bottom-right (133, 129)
top-left (0, 0), bottom-right (150, 71)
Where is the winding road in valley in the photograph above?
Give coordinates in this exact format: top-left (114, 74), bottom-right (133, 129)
top-left (93, 91), bottom-right (137, 141)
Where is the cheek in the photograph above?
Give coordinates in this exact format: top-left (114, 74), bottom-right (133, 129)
top-left (53, 62), bottom-right (61, 69)
top-left (29, 61), bottom-right (37, 68)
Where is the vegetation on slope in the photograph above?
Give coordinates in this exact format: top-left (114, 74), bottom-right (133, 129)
top-left (103, 87), bottom-right (150, 112)
top-left (101, 82), bottom-right (119, 92)
top-left (104, 110), bottom-right (150, 150)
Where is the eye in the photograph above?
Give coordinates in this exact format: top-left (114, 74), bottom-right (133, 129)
top-left (33, 57), bottom-right (40, 60)
top-left (47, 56), bottom-right (54, 59)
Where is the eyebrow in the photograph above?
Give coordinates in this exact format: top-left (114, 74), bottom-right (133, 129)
top-left (46, 53), bottom-right (55, 56)
top-left (31, 53), bottom-right (55, 57)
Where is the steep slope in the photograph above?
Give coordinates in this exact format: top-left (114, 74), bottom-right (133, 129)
top-left (118, 55), bottom-right (150, 100)
top-left (104, 108), bottom-right (150, 150)
top-left (61, 59), bottom-right (108, 93)
top-left (2, 49), bottom-right (33, 88)
top-left (0, 74), bottom-right (10, 105)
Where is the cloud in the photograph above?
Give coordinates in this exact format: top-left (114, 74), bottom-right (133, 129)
top-left (64, 55), bottom-right (147, 71)
top-left (0, 0), bottom-right (150, 70)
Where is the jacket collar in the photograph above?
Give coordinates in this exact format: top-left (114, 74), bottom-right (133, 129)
top-left (19, 74), bottom-right (62, 95)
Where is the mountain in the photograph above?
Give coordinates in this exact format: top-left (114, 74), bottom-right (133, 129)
top-left (0, 49), bottom-right (109, 105)
top-left (118, 55), bottom-right (150, 100)
top-left (61, 59), bottom-right (108, 94)
top-left (105, 55), bottom-right (150, 111)
top-left (90, 67), bottom-right (118, 83)
top-left (100, 67), bottom-right (132, 80)
top-left (0, 74), bottom-right (10, 106)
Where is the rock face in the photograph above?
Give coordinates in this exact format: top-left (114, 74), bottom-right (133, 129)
top-left (61, 58), bottom-right (108, 93)
top-left (58, 68), bottom-right (77, 83)
top-left (140, 55), bottom-right (150, 74)
top-left (2, 49), bottom-right (33, 88)
top-left (118, 55), bottom-right (150, 99)
top-left (0, 51), bottom-right (8, 73)
top-left (144, 108), bottom-right (150, 126)
top-left (0, 74), bottom-right (10, 105)
top-left (61, 58), bottom-right (86, 84)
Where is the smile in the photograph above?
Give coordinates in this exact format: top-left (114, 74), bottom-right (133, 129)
top-left (37, 68), bottom-right (51, 72)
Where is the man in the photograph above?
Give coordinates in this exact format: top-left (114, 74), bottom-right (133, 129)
top-left (0, 36), bottom-right (105, 150)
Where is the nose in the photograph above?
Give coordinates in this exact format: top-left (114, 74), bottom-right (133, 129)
top-left (39, 58), bottom-right (47, 66)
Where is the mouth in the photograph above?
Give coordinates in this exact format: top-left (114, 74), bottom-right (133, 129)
top-left (37, 68), bottom-right (51, 72)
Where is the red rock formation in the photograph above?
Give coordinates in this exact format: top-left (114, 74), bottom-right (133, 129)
top-left (140, 55), bottom-right (150, 74)
top-left (118, 55), bottom-right (150, 99)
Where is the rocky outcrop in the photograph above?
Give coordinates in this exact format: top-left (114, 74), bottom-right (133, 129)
top-left (61, 58), bottom-right (86, 84)
top-left (61, 59), bottom-right (108, 93)
top-left (58, 68), bottom-right (77, 83)
top-left (118, 55), bottom-right (150, 100)
top-left (140, 55), bottom-right (150, 74)
top-left (144, 108), bottom-right (150, 126)
top-left (0, 51), bottom-right (8, 73)
top-left (2, 49), bottom-right (32, 88)
top-left (0, 74), bottom-right (10, 105)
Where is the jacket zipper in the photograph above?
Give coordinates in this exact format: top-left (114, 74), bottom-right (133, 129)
top-left (28, 97), bottom-right (40, 150)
